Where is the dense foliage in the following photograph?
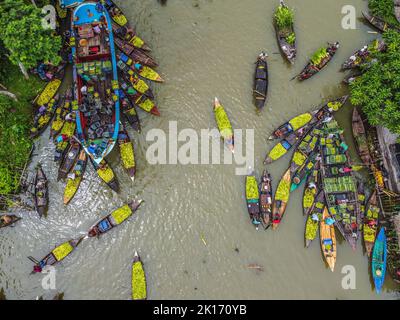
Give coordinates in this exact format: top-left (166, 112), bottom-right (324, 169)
top-left (369, 0), bottom-right (399, 26)
top-left (274, 5), bottom-right (294, 30)
top-left (350, 30), bottom-right (400, 134)
top-left (0, 0), bottom-right (61, 70)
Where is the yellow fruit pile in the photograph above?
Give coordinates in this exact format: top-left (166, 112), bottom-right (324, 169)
top-left (137, 97), bottom-right (154, 112)
top-left (303, 187), bottom-right (316, 211)
top-left (64, 177), bottom-right (81, 203)
top-left (246, 176), bottom-right (259, 200)
top-left (132, 77), bottom-right (149, 94)
top-left (305, 215), bottom-right (318, 241)
top-left (97, 165), bottom-right (115, 183)
top-left (214, 105), bottom-right (233, 139)
top-left (120, 142), bottom-right (135, 169)
top-left (138, 66), bottom-right (162, 82)
top-left (36, 79), bottom-right (61, 106)
top-left (275, 176), bottom-right (290, 202)
top-left (293, 150), bottom-right (306, 166)
top-left (288, 113), bottom-right (312, 131)
top-left (52, 241), bottom-right (74, 261)
top-left (111, 204), bottom-right (133, 225)
top-left (268, 143), bottom-right (287, 161)
top-left (132, 260), bottom-right (146, 300)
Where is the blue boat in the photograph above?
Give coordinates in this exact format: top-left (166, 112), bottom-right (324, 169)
top-left (70, 2), bottom-right (120, 164)
top-left (372, 228), bottom-right (387, 294)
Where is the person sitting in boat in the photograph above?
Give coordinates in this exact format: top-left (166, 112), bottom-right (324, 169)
top-left (88, 143), bottom-right (97, 155)
top-left (311, 213), bottom-right (319, 222)
top-left (65, 112), bottom-right (74, 122)
top-left (81, 85), bottom-right (88, 96)
top-left (325, 216), bottom-right (335, 226)
top-left (375, 267), bottom-right (382, 277)
top-left (338, 166), bottom-right (352, 174)
top-left (55, 134), bottom-right (68, 144)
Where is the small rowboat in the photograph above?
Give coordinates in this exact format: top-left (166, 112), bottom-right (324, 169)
top-left (34, 164), bottom-right (48, 218)
top-left (54, 116), bottom-right (76, 162)
top-left (115, 38), bottom-right (157, 68)
top-left (57, 140), bottom-right (80, 181)
top-left (272, 168), bottom-right (291, 230)
top-left (117, 61), bottom-right (154, 98)
top-left (302, 160), bottom-right (321, 216)
top-left (118, 123), bottom-right (136, 181)
top-left (132, 251), bottom-right (147, 300)
top-left (269, 112), bottom-right (314, 140)
top-left (0, 215), bottom-right (21, 229)
top-left (112, 22), bottom-right (151, 52)
top-left (274, 1), bottom-right (296, 64)
top-left (395, 0), bottom-right (400, 23)
top-left (120, 80), bottom-right (160, 116)
top-left (118, 53), bottom-right (164, 83)
top-left (50, 90), bottom-right (72, 139)
top-left (320, 207), bottom-right (337, 272)
top-left (293, 42), bottom-right (339, 81)
top-left (29, 237), bottom-right (84, 273)
top-left (90, 158), bottom-right (119, 192)
top-left (245, 172), bottom-right (261, 229)
top-left (88, 200), bottom-right (143, 237)
top-left (120, 94), bottom-right (141, 132)
top-left (305, 191), bottom-right (325, 247)
top-left (253, 52), bottom-right (268, 110)
top-left (214, 97), bottom-right (234, 153)
top-left (259, 169), bottom-right (273, 229)
top-left (30, 96), bottom-right (59, 139)
top-left (33, 78), bottom-right (62, 107)
top-left (291, 152), bottom-right (320, 192)
top-left (342, 40), bottom-right (385, 70)
top-left (352, 108), bottom-right (373, 166)
top-left (362, 11), bottom-right (400, 33)
top-left (63, 149), bottom-right (87, 205)
top-left (364, 190), bottom-right (380, 256)
top-left (372, 228), bottom-right (387, 294)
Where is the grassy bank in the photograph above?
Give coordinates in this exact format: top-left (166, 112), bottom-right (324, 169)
top-left (0, 62), bottom-right (43, 198)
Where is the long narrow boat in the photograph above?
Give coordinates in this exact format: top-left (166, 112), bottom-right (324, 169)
top-left (54, 118), bottom-right (76, 162)
top-left (118, 53), bottom-right (163, 83)
top-left (120, 93), bottom-right (141, 132)
top-left (264, 132), bottom-right (300, 164)
top-left (88, 201), bottom-right (143, 237)
top-left (294, 42), bottom-right (339, 81)
top-left (352, 108), bottom-right (373, 166)
top-left (291, 151), bottom-right (319, 192)
top-left (274, 1), bottom-right (296, 64)
top-left (115, 38), bottom-right (157, 68)
top-left (118, 123), bottom-right (136, 181)
top-left (372, 228), bottom-right (387, 294)
top-left (0, 215), bottom-right (21, 229)
top-left (342, 40), bottom-right (385, 70)
top-left (29, 237), bottom-right (84, 273)
top-left (362, 11), bottom-right (400, 33)
top-left (364, 190), bottom-right (380, 256)
top-left (320, 207), bottom-right (337, 272)
top-left (50, 90), bottom-right (72, 139)
top-left (117, 60), bottom-right (154, 98)
top-left (90, 158), bottom-right (119, 192)
top-left (71, 2), bottom-right (120, 164)
top-left (305, 191), bottom-right (325, 247)
top-left (120, 80), bottom-right (160, 116)
top-left (245, 172), bottom-right (261, 229)
top-left (57, 140), bottom-right (81, 181)
top-left (253, 52), bottom-right (268, 110)
top-left (214, 97), bottom-right (234, 153)
top-left (357, 182), bottom-right (366, 233)
top-left (259, 169), bottom-right (273, 229)
top-left (272, 168), bottom-right (291, 230)
top-left (34, 164), bottom-right (48, 218)
top-left (395, 0), bottom-right (400, 23)
top-left (132, 251), bottom-right (147, 300)
top-left (30, 97), bottom-right (59, 139)
top-left (302, 160), bottom-right (321, 216)
top-left (64, 149), bottom-right (87, 205)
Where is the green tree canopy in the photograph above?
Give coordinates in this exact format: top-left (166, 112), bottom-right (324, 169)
top-left (369, 0), bottom-right (399, 26)
top-left (0, 0), bottom-right (61, 70)
top-left (350, 30), bottom-right (400, 134)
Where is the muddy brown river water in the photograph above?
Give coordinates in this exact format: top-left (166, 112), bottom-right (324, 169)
top-left (1, 0), bottom-right (400, 299)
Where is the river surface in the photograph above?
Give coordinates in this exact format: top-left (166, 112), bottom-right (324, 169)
top-left (1, 0), bottom-right (399, 300)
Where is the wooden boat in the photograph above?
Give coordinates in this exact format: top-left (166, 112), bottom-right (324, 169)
top-left (50, 90), bottom-right (72, 139)
top-left (320, 207), bottom-right (337, 272)
top-left (274, 1), bottom-right (296, 64)
top-left (259, 169), bottom-right (273, 229)
top-left (265, 132), bottom-right (300, 164)
top-left (245, 172), bottom-right (261, 229)
top-left (118, 53), bottom-right (163, 83)
top-left (90, 158), bottom-right (119, 192)
top-left (117, 61), bottom-right (154, 98)
top-left (342, 40), bottom-right (385, 70)
top-left (364, 190), bottom-right (381, 256)
top-left (120, 79), bottom-right (160, 116)
top-left (88, 200), bottom-right (143, 237)
top-left (372, 228), bottom-right (387, 294)
top-left (115, 38), bottom-right (157, 68)
top-left (34, 164), bottom-right (48, 218)
top-left (253, 52), bottom-right (268, 110)
top-left (120, 94), bottom-right (141, 132)
top-left (132, 251), bottom-right (147, 300)
top-left (112, 22), bottom-right (151, 52)
top-left (272, 168), bottom-right (291, 230)
top-left (302, 160), bottom-right (321, 216)
top-left (269, 112), bottom-right (314, 140)
top-left (395, 0), bottom-right (400, 23)
top-left (305, 191), bottom-right (325, 247)
top-left (54, 116), bottom-right (76, 162)
top-left (362, 11), bottom-right (400, 33)
top-left (29, 237), bottom-right (84, 273)
top-left (63, 149), bottom-right (87, 205)
top-left (294, 42), bottom-right (339, 81)
top-left (320, 120), bottom-right (359, 250)
top-left (214, 97), bottom-right (234, 153)
top-left (57, 140), bottom-right (80, 181)
top-left (30, 96), bottom-right (59, 139)
top-left (357, 182), bottom-right (366, 230)
top-left (352, 108), bottom-right (373, 166)
top-left (33, 78), bottom-right (62, 107)
top-left (0, 215), bottom-right (21, 229)
top-left (291, 152), bottom-right (319, 192)
top-left (71, 2), bottom-right (121, 165)
top-left (118, 123), bottom-right (136, 181)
